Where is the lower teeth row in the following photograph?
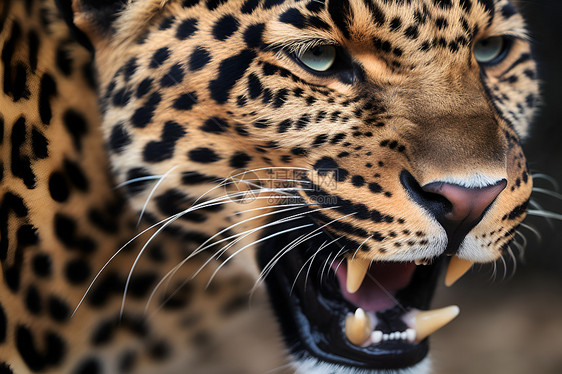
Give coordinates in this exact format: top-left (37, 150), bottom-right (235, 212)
top-left (371, 329), bottom-right (416, 344)
top-left (344, 306), bottom-right (460, 347)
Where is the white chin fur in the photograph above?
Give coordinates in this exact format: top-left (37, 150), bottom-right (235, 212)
top-left (292, 357), bottom-right (431, 374)
top-left (457, 234), bottom-right (500, 262)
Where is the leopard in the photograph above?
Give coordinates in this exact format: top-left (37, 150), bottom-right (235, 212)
top-left (0, 0), bottom-right (540, 373)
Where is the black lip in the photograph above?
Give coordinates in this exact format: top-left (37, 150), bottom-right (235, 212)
top-left (257, 215), bottom-right (445, 370)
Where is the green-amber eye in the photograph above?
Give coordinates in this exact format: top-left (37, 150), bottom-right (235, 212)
top-left (474, 36), bottom-right (506, 64)
top-left (298, 45), bottom-right (336, 72)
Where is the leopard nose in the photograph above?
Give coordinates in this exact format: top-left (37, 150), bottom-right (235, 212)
top-left (400, 171), bottom-right (507, 254)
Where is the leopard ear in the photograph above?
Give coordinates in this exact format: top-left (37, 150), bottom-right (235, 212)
top-left (54, 0), bottom-right (129, 50)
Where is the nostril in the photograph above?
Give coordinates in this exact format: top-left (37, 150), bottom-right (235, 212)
top-left (422, 179), bottom-right (507, 227)
top-left (400, 171), bottom-right (453, 219)
top-left (400, 170), bottom-right (507, 254)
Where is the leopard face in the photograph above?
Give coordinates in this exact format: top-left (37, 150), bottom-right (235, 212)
top-left (64, 0), bottom-right (539, 372)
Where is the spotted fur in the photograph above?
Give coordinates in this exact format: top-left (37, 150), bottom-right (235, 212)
top-left (0, 0), bottom-right (539, 373)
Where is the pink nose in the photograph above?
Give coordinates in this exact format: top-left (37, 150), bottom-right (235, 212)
top-left (422, 180), bottom-right (506, 254)
top-left (422, 181), bottom-right (507, 227)
top-left (400, 171), bottom-right (507, 255)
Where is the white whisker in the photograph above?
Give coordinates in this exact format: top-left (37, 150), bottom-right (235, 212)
top-left (190, 167), bottom-right (313, 208)
top-left (144, 205), bottom-right (311, 312)
top-left (193, 204), bottom-right (307, 259)
top-left (531, 173), bottom-right (559, 191)
top-left (505, 245), bottom-right (517, 278)
top-left (137, 165), bottom-right (180, 228)
top-left (351, 235), bottom-right (374, 260)
top-left (489, 260), bottom-right (497, 282)
top-left (255, 212), bottom-right (355, 292)
top-left (320, 237), bottom-right (346, 283)
top-left (115, 175), bottom-right (163, 189)
top-left (187, 205), bottom-right (335, 281)
top-left (72, 212), bottom-right (179, 317)
top-left (303, 240), bottom-right (324, 291)
top-left (532, 187), bottom-right (562, 201)
top-left (511, 237), bottom-right (525, 262)
top-left (529, 200), bottom-right (556, 228)
top-left (319, 251), bottom-right (335, 287)
top-left (519, 222), bottom-right (542, 241)
top-left (145, 205), bottom-right (330, 313)
top-left (527, 209), bottom-right (562, 221)
top-left (333, 246), bottom-right (349, 274)
top-left (499, 254), bottom-right (507, 280)
top-left (258, 212), bottom-right (350, 279)
top-left (514, 230), bottom-right (527, 251)
top-left (205, 223), bottom-right (316, 288)
top-left (126, 192), bottom-right (313, 317)
top-left (290, 237), bottom-right (342, 295)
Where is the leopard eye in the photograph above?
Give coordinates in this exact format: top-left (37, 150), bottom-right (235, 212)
top-left (474, 36), bottom-right (508, 64)
top-left (298, 45), bottom-right (337, 72)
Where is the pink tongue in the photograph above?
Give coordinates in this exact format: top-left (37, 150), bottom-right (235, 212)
top-left (334, 262), bottom-right (416, 312)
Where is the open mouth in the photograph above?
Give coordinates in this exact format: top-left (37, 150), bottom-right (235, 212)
top-left (257, 216), bottom-right (469, 371)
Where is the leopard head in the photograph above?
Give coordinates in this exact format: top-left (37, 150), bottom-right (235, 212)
top-left (59, 0), bottom-right (539, 371)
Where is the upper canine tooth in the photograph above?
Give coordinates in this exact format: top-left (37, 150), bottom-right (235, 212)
top-left (413, 305), bottom-right (460, 342)
top-left (346, 257), bottom-right (370, 293)
top-left (445, 256), bottom-right (474, 287)
top-left (345, 308), bottom-right (371, 346)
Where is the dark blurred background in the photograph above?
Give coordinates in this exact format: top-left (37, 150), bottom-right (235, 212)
top-left (434, 2), bottom-right (562, 373)
top-left (521, 0), bottom-right (562, 274)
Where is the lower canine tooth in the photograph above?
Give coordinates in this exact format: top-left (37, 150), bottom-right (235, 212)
top-left (345, 308), bottom-right (371, 346)
top-left (414, 306), bottom-right (460, 342)
top-left (445, 256), bottom-right (474, 286)
top-left (346, 257), bottom-right (371, 293)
